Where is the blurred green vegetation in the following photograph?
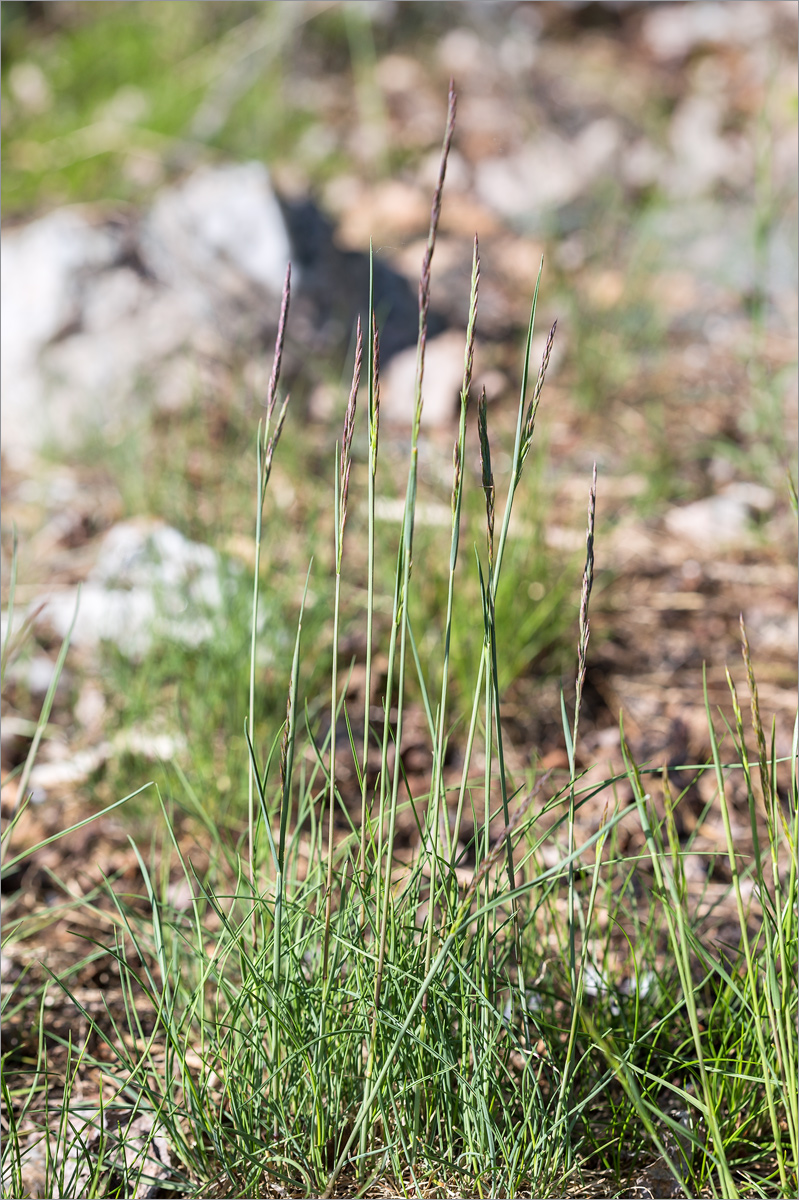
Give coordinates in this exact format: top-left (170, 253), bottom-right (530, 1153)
top-left (2, 1), bottom-right (339, 217)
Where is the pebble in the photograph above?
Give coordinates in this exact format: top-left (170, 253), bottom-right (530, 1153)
top-left (663, 483), bottom-right (775, 550)
top-left (380, 329), bottom-right (468, 428)
top-left (34, 519), bottom-right (224, 658)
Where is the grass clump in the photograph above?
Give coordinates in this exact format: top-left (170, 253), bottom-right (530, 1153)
top-left (2, 86), bottom-right (797, 1200)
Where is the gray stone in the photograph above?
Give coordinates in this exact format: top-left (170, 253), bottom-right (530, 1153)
top-left (140, 161), bottom-right (292, 308)
top-left (380, 330), bottom-right (468, 428)
top-left (665, 94), bottom-right (749, 198)
top-left (35, 519), bottom-right (225, 658)
top-left (1, 209), bottom-right (128, 462)
top-left (1, 164), bottom-right (293, 464)
top-left (475, 118), bottom-right (622, 223)
top-left (641, 1), bottom-right (773, 63)
top-left (664, 483), bottom-right (775, 550)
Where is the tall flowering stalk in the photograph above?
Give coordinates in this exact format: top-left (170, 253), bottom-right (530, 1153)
top-left (566, 464), bottom-right (597, 988)
top-left (249, 265), bottom-right (291, 933)
top-left (413, 237), bottom-right (479, 1153)
top-left (478, 390), bottom-right (532, 1056)
top-left (573, 462), bottom-right (597, 753)
top-left (557, 463), bottom-right (597, 1160)
top-left (322, 317), bottom-right (363, 983)
top-left (450, 283), bottom-right (557, 859)
top-left (315, 318), bottom-right (362, 1170)
top-left (359, 273), bottom-right (381, 907)
top-left (361, 79), bottom-right (456, 1176)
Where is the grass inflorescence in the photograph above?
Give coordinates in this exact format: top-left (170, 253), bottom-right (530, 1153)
top-left (1, 87), bottom-right (797, 1200)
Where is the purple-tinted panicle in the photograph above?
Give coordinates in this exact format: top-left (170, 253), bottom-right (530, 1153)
top-left (264, 393), bottom-right (290, 479)
top-left (414, 80), bottom-right (457, 435)
top-left (262, 265), bottom-right (292, 482)
top-left (519, 318), bottom-right (556, 474)
top-left (478, 388), bottom-right (495, 570)
top-left (370, 312), bottom-right (381, 473)
top-left (338, 318), bottom-right (363, 560)
top-left (461, 236), bottom-right (480, 407)
top-left (279, 693), bottom-right (290, 789)
top-left (266, 264), bottom-right (291, 425)
top-left (451, 441), bottom-right (461, 518)
top-left (574, 463), bottom-right (597, 735)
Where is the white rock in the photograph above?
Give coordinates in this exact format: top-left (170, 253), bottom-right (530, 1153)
top-left (75, 681), bottom-right (107, 732)
top-left (140, 161), bottom-right (292, 304)
top-left (1, 206), bottom-right (195, 461)
top-left (8, 61), bottom-right (52, 114)
top-left (35, 519), bottom-right (224, 657)
top-left (2, 165), bottom-right (292, 464)
top-left (0, 209), bottom-right (122, 437)
top-left (621, 138), bottom-right (667, 191)
top-left (33, 288), bottom-right (196, 445)
top-left (28, 745), bottom-right (111, 796)
top-left (436, 28), bottom-right (485, 75)
top-left (39, 583), bottom-right (158, 658)
top-left (80, 265), bottom-right (151, 333)
top-left (476, 119), bottom-right (621, 220)
top-left (642, 1), bottom-right (773, 62)
top-left (665, 94), bottom-right (749, 198)
top-left (720, 482), bottom-right (775, 513)
top-left (1, 210), bottom-right (119, 367)
top-left (91, 519), bottom-right (218, 591)
top-left (663, 484), bottom-right (774, 550)
top-left (379, 329), bottom-right (467, 428)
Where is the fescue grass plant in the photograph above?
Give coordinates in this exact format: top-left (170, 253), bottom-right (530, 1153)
top-left (2, 86), bottom-right (797, 1200)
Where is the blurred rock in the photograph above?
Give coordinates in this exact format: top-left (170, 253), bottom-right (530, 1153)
top-left (8, 60), bottom-right (52, 114)
top-left (664, 483), bottom-right (775, 549)
top-left (75, 681), bottom-right (107, 734)
top-left (9, 653), bottom-right (66, 702)
top-left (641, 1), bottom-right (774, 63)
top-left (665, 94), bottom-right (749, 197)
top-left (27, 745), bottom-right (111, 798)
top-left (3, 163), bottom-right (432, 464)
top-left (54, 1108), bottom-right (172, 1200)
top-left (324, 178), bottom-right (430, 250)
top-left (1, 204), bottom-right (194, 463)
top-left (1, 207), bottom-right (123, 385)
top-left (417, 146), bottom-right (472, 193)
top-left (620, 138), bottom-right (668, 192)
top-left (436, 27), bottom-right (485, 76)
top-left (380, 330), bottom-right (468, 428)
top-left (140, 161), bottom-right (291, 310)
top-left (475, 119), bottom-right (622, 223)
top-left (639, 200), bottom-right (798, 301)
top-left (35, 519), bottom-right (224, 658)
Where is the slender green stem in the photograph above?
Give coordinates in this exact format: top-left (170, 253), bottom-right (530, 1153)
top-left (360, 267), bottom-right (380, 915)
top-left (248, 266), bottom-right (291, 945)
top-left (707, 668), bottom-right (788, 1195)
top-left (362, 82), bottom-right (456, 1167)
top-left (413, 241), bottom-right (480, 1157)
